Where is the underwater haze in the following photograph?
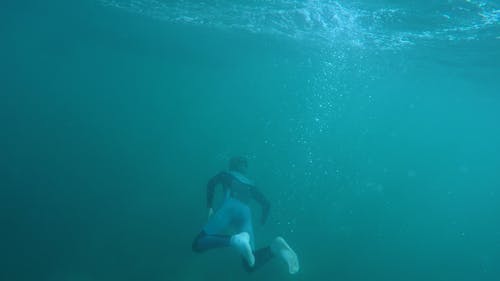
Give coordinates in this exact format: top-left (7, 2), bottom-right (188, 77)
top-left (1, 0), bottom-right (499, 280)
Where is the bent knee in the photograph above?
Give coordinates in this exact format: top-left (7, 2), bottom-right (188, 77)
top-left (191, 232), bottom-right (205, 253)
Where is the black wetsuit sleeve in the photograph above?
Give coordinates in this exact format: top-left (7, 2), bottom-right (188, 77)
top-left (251, 187), bottom-right (271, 224)
top-left (206, 172), bottom-right (231, 208)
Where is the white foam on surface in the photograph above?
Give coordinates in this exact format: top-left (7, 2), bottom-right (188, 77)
top-left (100, 0), bottom-right (499, 50)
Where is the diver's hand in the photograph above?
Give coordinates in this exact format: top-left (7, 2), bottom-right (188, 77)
top-left (208, 208), bottom-right (214, 218)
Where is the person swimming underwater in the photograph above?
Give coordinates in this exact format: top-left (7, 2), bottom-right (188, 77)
top-left (192, 156), bottom-right (299, 274)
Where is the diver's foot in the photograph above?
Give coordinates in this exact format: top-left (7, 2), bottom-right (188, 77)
top-left (230, 232), bottom-right (255, 267)
top-left (271, 236), bottom-right (300, 274)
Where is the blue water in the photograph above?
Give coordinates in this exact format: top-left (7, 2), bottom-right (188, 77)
top-left (1, 1), bottom-right (499, 281)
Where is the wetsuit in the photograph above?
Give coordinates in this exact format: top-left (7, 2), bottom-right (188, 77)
top-left (192, 170), bottom-right (274, 271)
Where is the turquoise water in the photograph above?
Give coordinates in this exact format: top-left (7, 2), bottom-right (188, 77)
top-left (1, 0), bottom-right (499, 280)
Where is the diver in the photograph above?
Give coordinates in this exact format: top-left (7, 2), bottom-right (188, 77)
top-left (192, 156), bottom-right (300, 274)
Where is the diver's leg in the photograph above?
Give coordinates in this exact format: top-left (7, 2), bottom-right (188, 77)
top-left (239, 210), bottom-right (274, 273)
top-left (230, 232), bottom-right (254, 267)
top-left (242, 237), bottom-right (300, 274)
top-left (242, 246), bottom-right (274, 273)
top-left (229, 203), bottom-right (255, 267)
top-left (192, 203), bottom-right (232, 252)
top-left (240, 209), bottom-right (255, 250)
top-left (270, 237), bottom-right (300, 274)
top-left (192, 231), bottom-right (231, 252)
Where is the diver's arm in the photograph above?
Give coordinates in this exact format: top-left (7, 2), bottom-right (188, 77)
top-left (206, 172), bottom-right (231, 209)
top-left (206, 174), bottom-right (220, 209)
top-left (252, 187), bottom-right (271, 225)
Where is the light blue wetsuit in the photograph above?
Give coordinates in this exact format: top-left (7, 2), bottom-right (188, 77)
top-left (192, 171), bottom-right (272, 271)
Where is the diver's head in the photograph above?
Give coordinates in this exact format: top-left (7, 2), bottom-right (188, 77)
top-left (229, 156), bottom-right (248, 174)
